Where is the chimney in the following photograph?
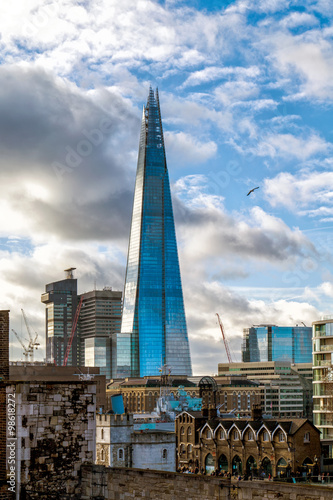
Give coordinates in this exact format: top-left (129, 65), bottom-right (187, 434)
top-left (251, 404), bottom-right (262, 421)
top-left (208, 406), bottom-right (217, 419)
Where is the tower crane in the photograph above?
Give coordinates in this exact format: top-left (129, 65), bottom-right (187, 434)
top-left (21, 308), bottom-right (40, 362)
top-left (12, 329), bottom-right (31, 361)
top-left (216, 313), bottom-right (233, 363)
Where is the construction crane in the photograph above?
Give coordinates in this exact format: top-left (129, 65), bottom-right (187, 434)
top-left (12, 329), bottom-right (30, 360)
top-left (63, 296), bottom-right (84, 367)
top-left (216, 313), bottom-right (233, 363)
top-left (21, 308), bottom-right (40, 362)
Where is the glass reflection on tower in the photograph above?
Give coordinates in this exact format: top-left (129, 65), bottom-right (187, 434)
top-left (118, 88), bottom-right (192, 377)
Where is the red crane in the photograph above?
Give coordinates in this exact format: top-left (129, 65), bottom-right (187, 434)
top-left (63, 296), bottom-right (83, 367)
top-left (216, 313), bottom-right (233, 363)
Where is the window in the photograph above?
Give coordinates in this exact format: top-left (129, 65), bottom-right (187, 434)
top-left (263, 431), bottom-right (269, 441)
top-left (101, 449), bottom-right (104, 461)
top-left (206, 429), bottom-right (212, 439)
top-left (279, 432), bottom-right (285, 442)
top-left (234, 431), bottom-right (239, 440)
top-left (188, 426), bottom-right (192, 435)
top-left (180, 426), bottom-right (185, 435)
top-left (248, 431), bottom-right (254, 441)
top-left (162, 449), bottom-right (167, 460)
top-left (187, 444), bottom-right (192, 453)
top-left (101, 429), bottom-right (104, 440)
top-left (220, 430), bottom-right (225, 440)
top-left (118, 448), bottom-right (124, 460)
top-left (304, 432), bottom-right (310, 443)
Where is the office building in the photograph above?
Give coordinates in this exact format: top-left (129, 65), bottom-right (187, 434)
top-left (79, 288), bottom-right (122, 379)
top-left (312, 316), bottom-right (333, 471)
top-left (218, 361), bottom-right (313, 419)
top-left (242, 325), bottom-right (312, 363)
top-left (41, 268), bottom-right (79, 366)
top-left (119, 88), bottom-right (192, 377)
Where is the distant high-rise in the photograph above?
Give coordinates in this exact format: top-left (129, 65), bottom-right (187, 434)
top-left (242, 325), bottom-right (312, 363)
top-left (79, 288), bottom-right (122, 379)
top-left (118, 88), bottom-right (192, 377)
top-left (41, 268), bottom-right (78, 366)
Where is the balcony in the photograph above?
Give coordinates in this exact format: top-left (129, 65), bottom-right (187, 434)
top-left (313, 360), bottom-right (332, 367)
top-left (320, 345), bottom-right (333, 352)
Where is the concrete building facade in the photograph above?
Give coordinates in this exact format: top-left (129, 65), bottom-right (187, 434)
top-left (79, 288), bottom-right (122, 379)
top-left (312, 316), bottom-right (333, 472)
top-left (218, 362), bottom-right (313, 419)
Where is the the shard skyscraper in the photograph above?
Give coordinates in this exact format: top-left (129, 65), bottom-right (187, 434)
top-left (117, 88), bottom-right (192, 377)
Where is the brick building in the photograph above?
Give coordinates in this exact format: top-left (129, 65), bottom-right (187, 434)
top-left (175, 407), bottom-right (321, 478)
top-left (106, 375), bottom-right (261, 415)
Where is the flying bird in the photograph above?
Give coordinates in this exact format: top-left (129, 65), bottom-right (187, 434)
top-left (247, 186), bottom-right (259, 196)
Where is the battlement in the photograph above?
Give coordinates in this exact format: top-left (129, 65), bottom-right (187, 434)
top-left (97, 412), bottom-right (133, 426)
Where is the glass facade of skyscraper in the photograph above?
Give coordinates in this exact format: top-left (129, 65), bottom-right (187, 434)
top-left (242, 325), bottom-right (312, 363)
top-left (119, 88), bottom-right (192, 377)
top-left (41, 271), bottom-right (78, 366)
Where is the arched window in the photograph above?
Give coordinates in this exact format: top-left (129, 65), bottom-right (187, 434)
top-left (304, 432), bottom-right (310, 443)
top-left (101, 449), bottom-right (104, 461)
top-left (180, 426), bottom-right (185, 436)
top-left (118, 448), bottom-right (124, 460)
top-left (233, 430), bottom-right (239, 440)
top-left (187, 444), bottom-right (192, 454)
top-left (248, 430), bottom-right (254, 441)
top-left (279, 432), bottom-right (285, 442)
top-left (187, 427), bottom-right (192, 439)
top-left (205, 453), bottom-right (214, 475)
top-left (246, 456), bottom-right (256, 475)
top-left (232, 455), bottom-right (242, 475)
top-left (206, 428), bottom-right (212, 439)
top-left (218, 454), bottom-right (228, 472)
top-left (276, 458), bottom-right (287, 477)
top-left (263, 431), bottom-right (269, 441)
top-left (219, 429), bottom-right (225, 440)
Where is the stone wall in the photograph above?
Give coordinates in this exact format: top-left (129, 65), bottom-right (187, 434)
top-left (79, 465), bottom-right (333, 500)
top-left (10, 380), bottom-right (96, 499)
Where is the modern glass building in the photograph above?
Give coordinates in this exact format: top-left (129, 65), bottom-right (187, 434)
top-left (242, 325), bottom-right (312, 363)
top-left (79, 288), bottom-right (122, 379)
top-left (119, 88), bottom-right (192, 377)
top-left (312, 317), bottom-right (333, 471)
top-left (41, 268), bottom-right (79, 366)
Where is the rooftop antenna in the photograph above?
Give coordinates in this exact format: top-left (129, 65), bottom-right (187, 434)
top-left (64, 267), bottom-right (76, 279)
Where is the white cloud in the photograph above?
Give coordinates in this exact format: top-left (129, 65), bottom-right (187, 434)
top-left (164, 131), bottom-right (217, 165)
top-left (264, 171), bottom-right (333, 212)
top-left (256, 133), bottom-right (329, 160)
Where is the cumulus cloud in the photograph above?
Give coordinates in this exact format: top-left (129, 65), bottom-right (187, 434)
top-left (264, 170), bottom-right (333, 212)
top-left (174, 175), bottom-right (315, 269)
top-left (0, 65), bottom-right (138, 242)
top-left (164, 131), bottom-right (217, 165)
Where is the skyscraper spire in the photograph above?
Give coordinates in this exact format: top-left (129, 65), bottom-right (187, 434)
top-left (118, 89), bottom-right (192, 377)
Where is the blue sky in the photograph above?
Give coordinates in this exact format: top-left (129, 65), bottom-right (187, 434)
top-left (0, 0), bottom-right (332, 374)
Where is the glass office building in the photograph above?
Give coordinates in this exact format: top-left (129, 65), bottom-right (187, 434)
top-left (119, 88), bottom-right (192, 377)
top-left (242, 325), bottom-right (312, 363)
top-left (41, 268), bottom-right (79, 366)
